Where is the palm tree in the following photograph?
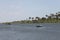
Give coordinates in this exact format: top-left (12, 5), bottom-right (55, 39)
top-left (29, 17), bottom-right (31, 20)
top-left (45, 15), bottom-right (48, 17)
top-left (50, 14), bottom-right (54, 16)
top-left (58, 14), bottom-right (60, 22)
top-left (41, 17), bottom-right (46, 23)
top-left (50, 14), bottom-right (55, 23)
top-left (32, 17), bottom-right (34, 20)
top-left (45, 15), bottom-right (49, 22)
top-left (56, 13), bottom-right (58, 22)
top-left (35, 17), bottom-right (40, 20)
top-left (57, 13), bottom-right (60, 18)
top-left (58, 12), bottom-right (60, 13)
top-left (48, 16), bottom-right (52, 23)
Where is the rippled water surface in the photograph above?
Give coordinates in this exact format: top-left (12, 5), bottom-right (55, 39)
top-left (0, 23), bottom-right (60, 40)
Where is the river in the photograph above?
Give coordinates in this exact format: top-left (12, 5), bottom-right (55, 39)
top-left (0, 23), bottom-right (60, 40)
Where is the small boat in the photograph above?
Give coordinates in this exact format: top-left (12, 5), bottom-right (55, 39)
top-left (36, 25), bottom-right (42, 27)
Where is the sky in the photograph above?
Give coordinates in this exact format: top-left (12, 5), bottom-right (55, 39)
top-left (0, 0), bottom-right (60, 22)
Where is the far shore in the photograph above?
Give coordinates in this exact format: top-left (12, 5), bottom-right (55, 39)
top-left (2, 11), bottom-right (60, 24)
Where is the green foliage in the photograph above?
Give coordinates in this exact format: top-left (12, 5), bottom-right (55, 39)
top-left (3, 11), bottom-right (60, 24)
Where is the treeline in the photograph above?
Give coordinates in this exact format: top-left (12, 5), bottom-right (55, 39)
top-left (3, 12), bottom-right (60, 24)
top-left (18, 12), bottom-right (60, 23)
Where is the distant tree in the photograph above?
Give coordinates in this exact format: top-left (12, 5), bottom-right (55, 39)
top-left (51, 13), bottom-right (54, 15)
top-left (32, 20), bottom-right (38, 23)
top-left (35, 17), bottom-right (40, 20)
top-left (41, 17), bottom-right (46, 23)
top-left (46, 15), bottom-right (48, 17)
top-left (50, 13), bottom-right (54, 17)
top-left (42, 17), bottom-right (46, 20)
top-left (58, 14), bottom-right (60, 17)
top-left (48, 16), bottom-right (52, 22)
top-left (6, 23), bottom-right (11, 25)
top-left (58, 14), bottom-right (60, 20)
top-left (55, 13), bottom-right (58, 22)
top-left (56, 13), bottom-right (58, 18)
top-left (48, 16), bottom-right (51, 19)
top-left (29, 17), bottom-right (31, 20)
top-left (45, 15), bottom-right (48, 19)
top-left (58, 12), bottom-right (60, 13)
top-left (32, 17), bottom-right (34, 20)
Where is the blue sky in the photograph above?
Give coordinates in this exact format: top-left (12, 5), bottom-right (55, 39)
top-left (0, 0), bottom-right (60, 22)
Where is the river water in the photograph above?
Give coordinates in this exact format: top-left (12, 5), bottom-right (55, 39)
top-left (0, 23), bottom-right (60, 40)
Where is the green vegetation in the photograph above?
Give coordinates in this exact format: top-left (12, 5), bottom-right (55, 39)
top-left (3, 12), bottom-right (60, 24)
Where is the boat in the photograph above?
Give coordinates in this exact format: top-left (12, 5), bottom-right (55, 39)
top-left (36, 25), bottom-right (43, 27)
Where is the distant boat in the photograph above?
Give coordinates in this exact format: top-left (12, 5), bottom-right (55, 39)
top-left (36, 25), bottom-right (43, 27)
